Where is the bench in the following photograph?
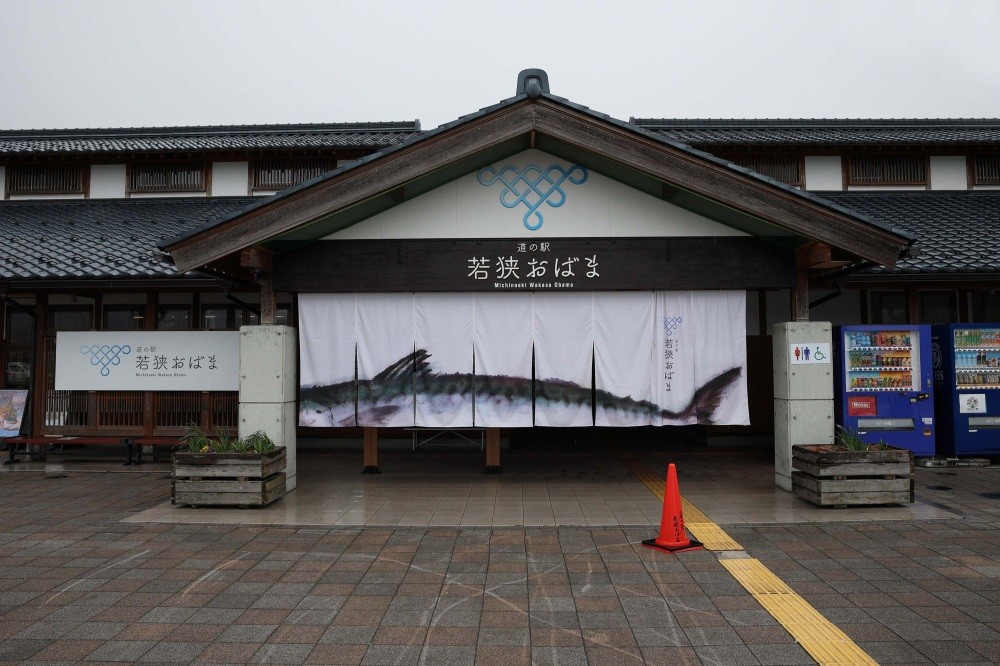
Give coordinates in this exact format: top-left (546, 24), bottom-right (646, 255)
top-left (2, 436), bottom-right (179, 466)
top-left (403, 427), bottom-right (485, 451)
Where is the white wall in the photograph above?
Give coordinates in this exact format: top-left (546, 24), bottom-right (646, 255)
top-left (8, 193), bottom-right (85, 200)
top-left (327, 149), bottom-right (747, 240)
top-left (130, 191), bottom-right (207, 198)
top-left (211, 162), bottom-right (249, 196)
top-left (929, 156), bottom-right (968, 190)
top-left (89, 164), bottom-right (127, 198)
top-left (803, 156), bottom-right (843, 191)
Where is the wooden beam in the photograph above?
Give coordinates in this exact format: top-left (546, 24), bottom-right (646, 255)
top-left (362, 427), bottom-right (380, 474)
top-left (485, 428), bottom-right (501, 474)
top-left (256, 273), bottom-right (276, 325)
top-left (240, 246), bottom-right (273, 273)
top-left (907, 289), bottom-right (920, 324)
top-left (796, 241), bottom-right (833, 270)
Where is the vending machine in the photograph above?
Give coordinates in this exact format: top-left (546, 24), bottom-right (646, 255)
top-left (834, 324), bottom-right (935, 456)
top-left (932, 324), bottom-right (1000, 456)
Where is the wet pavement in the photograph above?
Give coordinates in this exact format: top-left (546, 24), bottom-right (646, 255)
top-left (0, 448), bottom-right (997, 664)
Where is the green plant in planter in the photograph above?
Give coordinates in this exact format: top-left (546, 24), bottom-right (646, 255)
top-left (242, 430), bottom-right (276, 454)
top-left (835, 425), bottom-right (868, 451)
top-left (180, 422), bottom-right (213, 453)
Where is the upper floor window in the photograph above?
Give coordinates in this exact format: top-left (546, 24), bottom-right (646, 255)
top-left (252, 158), bottom-right (335, 191)
top-left (847, 155), bottom-right (926, 186)
top-left (128, 161), bottom-right (206, 193)
top-left (7, 164), bottom-right (84, 195)
top-left (720, 154), bottom-right (801, 186)
top-left (971, 154), bottom-right (1000, 186)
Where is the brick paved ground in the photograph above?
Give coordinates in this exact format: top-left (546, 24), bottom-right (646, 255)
top-left (0, 460), bottom-right (998, 664)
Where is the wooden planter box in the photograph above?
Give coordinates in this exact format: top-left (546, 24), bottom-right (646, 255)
top-left (172, 447), bottom-right (287, 508)
top-left (792, 444), bottom-right (914, 507)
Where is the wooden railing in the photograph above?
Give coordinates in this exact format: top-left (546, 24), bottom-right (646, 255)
top-left (128, 161), bottom-right (206, 192)
top-left (720, 154), bottom-right (801, 186)
top-left (7, 164), bottom-right (84, 195)
top-left (42, 389), bottom-right (238, 436)
top-left (253, 158), bottom-right (335, 190)
top-left (973, 155), bottom-right (1000, 185)
top-left (848, 155), bottom-right (926, 185)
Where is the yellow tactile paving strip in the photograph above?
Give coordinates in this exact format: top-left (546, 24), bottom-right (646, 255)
top-left (618, 451), bottom-right (879, 666)
top-left (723, 559), bottom-right (878, 665)
top-left (616, 451), bottom-right (743, 551)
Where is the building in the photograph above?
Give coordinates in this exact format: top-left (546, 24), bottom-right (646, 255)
top-left (2, 71), bottom-right (998, 464)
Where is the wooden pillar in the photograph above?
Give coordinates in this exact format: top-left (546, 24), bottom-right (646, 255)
top-left (484, 428), bottom-right (501, 474)
top-left (791, 242), bottom-right (834, 323)
top-left (143, 292), bottom-right (157, 438)
top-left (241, 246), bottom-right (275, 325)
top-left (791, 268), bottom-right (810, 322)
top-left (907, 288), bottom-right (920, 324)
top-left (757, 289), bottom-right (768, 336)
top-left (362, 427), bottom-right (380, 474)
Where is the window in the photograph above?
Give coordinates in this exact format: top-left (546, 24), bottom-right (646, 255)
top-left (848, 155), bottom-right (926, 186)
top-left (128, 161), bottom-right (206, 193)
top-left (7, 164), bottom-right (84, 195)
top-left (252, 159), bottom-right (335, 191)
top-left (919, 291), bottom-right (957, 324)
top-left (870, 291), bottom-right (907, 324)
top-left (720, 154), bottom-right (802, 186)
top-left (3, 303), bottom-right (34, 389)
top-left (104, 306), bottom-right (145, 331)
top-left (972, 155), bottom-right (1000, 186)
top-left (971, 291), bottom-right (1000, 322)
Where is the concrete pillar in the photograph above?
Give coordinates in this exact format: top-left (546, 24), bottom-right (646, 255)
top-left (772, 322), bottom-right (834, 491)
top-left (238, 325), bottom-right (298, 491)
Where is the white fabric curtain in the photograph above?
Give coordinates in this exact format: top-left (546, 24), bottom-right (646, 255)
top-left (414, 293), bottom-right (474, 427)
top-left (533, 292), bottom-right (594, 427)
top-left (654, 291), bottom-right (698, 425)
top-left (356, 293), bottom-right (415, 427)
top-left (691, 290), bottom-right (749, 425)
top-left (297, 293), bottom-right (356, 427)
top-left (594, 292), bottom-right (655, 426)
top-left (473, 293), bottom-right (534, 427)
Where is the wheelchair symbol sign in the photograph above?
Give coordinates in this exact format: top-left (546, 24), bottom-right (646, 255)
top-left (790, 342), bottom-right (832, 365)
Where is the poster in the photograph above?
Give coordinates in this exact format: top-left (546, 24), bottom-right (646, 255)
top-left (0, 390), bottom-right (28, 438)
top-left (298, 291), bottom-right (748, 428)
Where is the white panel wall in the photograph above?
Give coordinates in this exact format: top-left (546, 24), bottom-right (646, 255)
top-left (929, 156), bottom-right (968, 190)
top-left (211, 162), bottom-right (249, 196)
top-left (326, 149), bottom-right (746, 240)
top-left (803, 156), bottom-right (843, 190)
top-left (89, 164), bottom-right (127, 198)
top-left (130, 191), bottom-right (207, 198)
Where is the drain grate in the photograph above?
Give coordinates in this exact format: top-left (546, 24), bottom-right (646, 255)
top-left (45, 474), bottom-right (69, 480)
top-left (983, 493), bottom-right (1000, 499)
top-left (936, 472), bottom-right (958, 476)
top-left (927, 485), bottom-right (953, 491)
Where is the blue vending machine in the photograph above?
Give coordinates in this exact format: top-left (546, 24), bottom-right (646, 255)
top-left (835, 324), bottom-right (935, 456)
top-left (932, 324), bottom-right (1000, 456)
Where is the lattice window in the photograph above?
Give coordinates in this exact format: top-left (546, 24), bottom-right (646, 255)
top-left (7, 164), bottom-right (84, 195)
top-left (253, 159), bottom-right (335, 191)
top-left (972, 155), bottom-right (1000, 185)
top-left (128, 161), bottom-right (206, 193)
top-left (848, 155), bottom-right (926, 185)
top-left (720, 154), bottom-right (801, 186)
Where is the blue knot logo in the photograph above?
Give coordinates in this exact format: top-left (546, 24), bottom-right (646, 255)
top-left (81, 344), bottom-right (132, 377)
top-left (661, 317), bottom-right (683, 336)
top-left (477, 164), bottom-right (588, 230)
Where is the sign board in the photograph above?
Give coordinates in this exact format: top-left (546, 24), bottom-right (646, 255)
top-left (273, 238), bottom-right (794, 293)
top-left (959, 393), bottom-right (987, 414)
top-left (0, 390), bottom-right (28, 438)
top-left (56, 331), bottom-right (239, 391)
top-left (847, 396), bottom-right (877, 417)
top-left (789, 343), bottom-right (831, 364)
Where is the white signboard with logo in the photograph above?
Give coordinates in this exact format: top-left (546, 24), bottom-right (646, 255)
top-left (55, 331), bottom-right (239, 391)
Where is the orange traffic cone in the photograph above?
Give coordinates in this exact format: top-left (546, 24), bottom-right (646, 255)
top-left (642, 463), bottom-right (704, 554)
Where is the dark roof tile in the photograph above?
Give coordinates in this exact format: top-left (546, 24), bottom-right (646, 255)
top-left (0, 122), bottom-right (421, 155)
top-left (0, 197), bottom-right (256, 280)
top-left (631, 118), bottom-right (1000, 146)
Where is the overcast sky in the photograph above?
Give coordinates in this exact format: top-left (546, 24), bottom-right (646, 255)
top-left (1, 0), bottom-right (998, 131)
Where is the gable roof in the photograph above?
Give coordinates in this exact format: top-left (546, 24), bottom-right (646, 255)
top-left (161, 72), bottom-right (915, 273)
top-left (631, 118), bottom-right (1000, 147)
top-left (0, 122), bottom-right (420, 156)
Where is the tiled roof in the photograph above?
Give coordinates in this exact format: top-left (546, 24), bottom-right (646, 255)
top-left (0, 122), bottom-right (421, 155)
top-left (0, 197), bottom-right (255, 280)
top-left (821, 191), bottom-right (1000, 275)
top-left (631, 118), bottom-right (1000, 146)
